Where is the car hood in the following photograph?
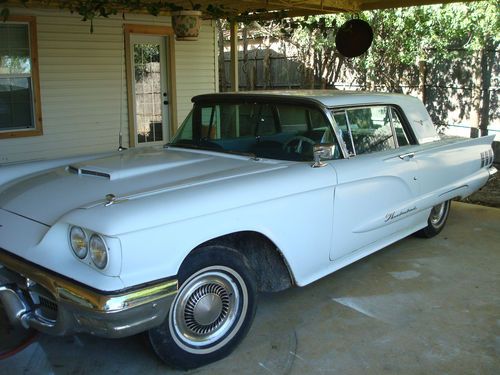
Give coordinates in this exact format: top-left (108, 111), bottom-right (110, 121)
top-left (0, 147), bottom-right (287, 226)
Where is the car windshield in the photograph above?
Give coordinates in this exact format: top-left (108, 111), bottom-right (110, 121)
top-left (169, 101), bottom-right (339, 161)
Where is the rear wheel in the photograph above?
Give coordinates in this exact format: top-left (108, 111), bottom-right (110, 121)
top-left (148, 246), bottom-right (257, 369)
top-left (417, 200), bottom-right (451, 238)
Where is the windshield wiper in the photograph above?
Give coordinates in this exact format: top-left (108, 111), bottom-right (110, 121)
top-left (221, 149), bottom-right (256, 158)
top-left (166, 142), bottom-right (215, 151)
top-left (166, 142), bottom-right (256, 159)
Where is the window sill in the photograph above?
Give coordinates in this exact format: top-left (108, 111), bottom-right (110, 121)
top-left (0, 129), bottom-right (43, 140)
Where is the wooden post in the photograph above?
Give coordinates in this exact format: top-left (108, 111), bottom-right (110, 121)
top-left (479, 44), bottom-right (493, 137)
top-left (470, 50), bottom-right (482, 138)
top-left (217, 20), bottom-right (227, 92)
top-left (230, 20), bottom-right (239, 92)
top-left (418, 59), bottom-right (427, 104)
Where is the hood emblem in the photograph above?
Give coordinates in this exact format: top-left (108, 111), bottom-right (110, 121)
top-left (104, 193), bottom-right (127, 207)
top-left (105, 194), bottom-right (117, 207)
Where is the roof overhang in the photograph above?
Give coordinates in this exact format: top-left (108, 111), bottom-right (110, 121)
top-left (7, 0), bottom-right (478, 18)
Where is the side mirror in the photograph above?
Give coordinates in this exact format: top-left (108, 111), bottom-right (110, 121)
top-left (312, 144), bottom-right (335, 168)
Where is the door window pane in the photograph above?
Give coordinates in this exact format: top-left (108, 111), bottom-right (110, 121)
top-left (134, 43), bottom-right (163, 144)
top-left (333, 111), bottom-right (355, 155)
top-left (391, 107), bottom-right (410, 146)
top-left (346, 106), bottom-right (396, 154)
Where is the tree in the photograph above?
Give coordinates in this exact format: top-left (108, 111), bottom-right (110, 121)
top-left (348, 1), bottom-right (499, 136)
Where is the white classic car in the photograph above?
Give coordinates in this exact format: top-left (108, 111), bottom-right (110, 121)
top-left (0, 91), bottom-right (496, 368)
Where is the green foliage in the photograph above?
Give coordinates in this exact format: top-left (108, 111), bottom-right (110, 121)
top-left (247, 1), bottom-right (499, 92)
top-left (226, 2), bottom-right (498, 126)
top-left (4, 1), bottom-right (226, 32)
top-left (347, 1), bottom-right (499, 91)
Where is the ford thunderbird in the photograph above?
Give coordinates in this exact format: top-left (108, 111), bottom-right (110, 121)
top-left (0, 91), bottom-right (496, 368)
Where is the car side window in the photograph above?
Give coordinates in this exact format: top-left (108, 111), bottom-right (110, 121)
top-left (332, 105), bottom-right (414, 156)
top-left (390, 107), bottom-right (410, 147)
top-left (345, 106), bottom-right (396, 154)
top-left (333, 111), bottom-right (355, 155)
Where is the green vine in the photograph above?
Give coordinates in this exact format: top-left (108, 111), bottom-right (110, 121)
top-left (3, 0), bottom-right (232, 32)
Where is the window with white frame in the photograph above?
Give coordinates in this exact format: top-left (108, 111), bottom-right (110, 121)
top-left (0, 16), bottom-right (42, 138)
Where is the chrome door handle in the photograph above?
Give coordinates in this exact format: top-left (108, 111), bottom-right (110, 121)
top-left (399, 152), bottom-right (415, 160)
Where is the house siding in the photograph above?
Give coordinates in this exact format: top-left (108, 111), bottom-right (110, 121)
top-left (0, 8), bottom-right (217, 164)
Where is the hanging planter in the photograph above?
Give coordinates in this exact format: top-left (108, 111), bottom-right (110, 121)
top-left (335, 19), bottom-right (374, 58)
top-left (171, 10), bottom-right (202, 41)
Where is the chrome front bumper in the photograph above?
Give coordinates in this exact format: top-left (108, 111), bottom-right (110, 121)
top-left (0, 250), bottom-right (178, 338)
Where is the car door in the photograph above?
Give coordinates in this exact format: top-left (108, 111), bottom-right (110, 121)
top-left (329, 105), bottom-right (423, 261)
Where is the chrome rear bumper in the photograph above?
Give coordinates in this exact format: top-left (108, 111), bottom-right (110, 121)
top-left (0, 250), bottom-right (177, 338)
top-left (488, 165), bottom-right (497, 180)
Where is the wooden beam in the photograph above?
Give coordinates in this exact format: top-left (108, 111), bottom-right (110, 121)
top-left (359, 0), bottom-right (476, 11)
top-left (6, 0), bottom-right (481, 19)
top-left (230, 20), bottom-right (239, 92)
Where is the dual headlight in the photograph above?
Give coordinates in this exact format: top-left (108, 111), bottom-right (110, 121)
top-left (69, 226), bottom-right (108, 270)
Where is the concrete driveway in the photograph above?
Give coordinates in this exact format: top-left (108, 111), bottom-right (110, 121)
top-left (1, 202), bottom-right (499, 374)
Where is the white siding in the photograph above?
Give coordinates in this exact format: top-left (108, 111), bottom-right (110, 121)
top-left (0, 8), bottom-right (217, 163)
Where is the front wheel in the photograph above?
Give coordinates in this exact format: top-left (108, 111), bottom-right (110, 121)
top-left (148, 246), bottom-right (257, 369)
top-left (416, 200), bottom-right (451, 238)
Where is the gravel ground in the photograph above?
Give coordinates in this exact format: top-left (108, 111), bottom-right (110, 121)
top-left (460, 164), bottom-right (500, 208)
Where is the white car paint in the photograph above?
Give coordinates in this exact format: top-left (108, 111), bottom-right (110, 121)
top-left (0, 91), bottom-right (495, 293)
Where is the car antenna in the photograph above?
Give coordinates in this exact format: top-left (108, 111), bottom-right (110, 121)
top-left (118, 131), bottom-right (127, 151)
top-left (117, 28), bottom-right (127, 152)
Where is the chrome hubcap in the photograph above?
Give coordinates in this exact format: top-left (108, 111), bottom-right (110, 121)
top-left (430, 202), bottom-right (446, 226)
top-left (185, 284), bottom-right (230, 334)
top-left (171, 268), bottom-right (244, 351)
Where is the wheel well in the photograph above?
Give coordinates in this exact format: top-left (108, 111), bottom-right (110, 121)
top-left (184, 231), bottom-right (294, 293)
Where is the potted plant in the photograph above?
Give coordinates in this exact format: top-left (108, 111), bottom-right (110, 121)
top-left (168, 2), bottom-right (203, 41)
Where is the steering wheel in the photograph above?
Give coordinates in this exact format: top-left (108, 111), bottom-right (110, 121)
top-left (282, 136), bottom-right (316, 154)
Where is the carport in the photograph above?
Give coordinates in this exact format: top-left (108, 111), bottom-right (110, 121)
top-left (1, 0), bottom-right (498, 373)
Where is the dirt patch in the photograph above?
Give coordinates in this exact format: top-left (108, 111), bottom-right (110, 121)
top-left (460, 164), bottom-right (500, 208)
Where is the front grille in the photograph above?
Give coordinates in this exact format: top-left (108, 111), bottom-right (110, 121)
top-left (39, 296), bottom-right (58, 320)
top-left (39, 296), bottom-right (58, 311)
top-left (6, 266), bottom-right (60, 323)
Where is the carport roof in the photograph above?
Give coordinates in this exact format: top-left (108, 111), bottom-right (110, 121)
top-left (11, 0), bottom-right (477, 17)
top-left (190, 0), bottom-right (476, 17)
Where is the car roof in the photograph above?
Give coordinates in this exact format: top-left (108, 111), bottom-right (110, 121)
top-left (192, 90), bottom-right (417, 108)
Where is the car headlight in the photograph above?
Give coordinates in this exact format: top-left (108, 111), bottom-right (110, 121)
top-left (89, 234), bottom-right (108, 269)
top-left (70, 226), bottom-right (88, 259)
